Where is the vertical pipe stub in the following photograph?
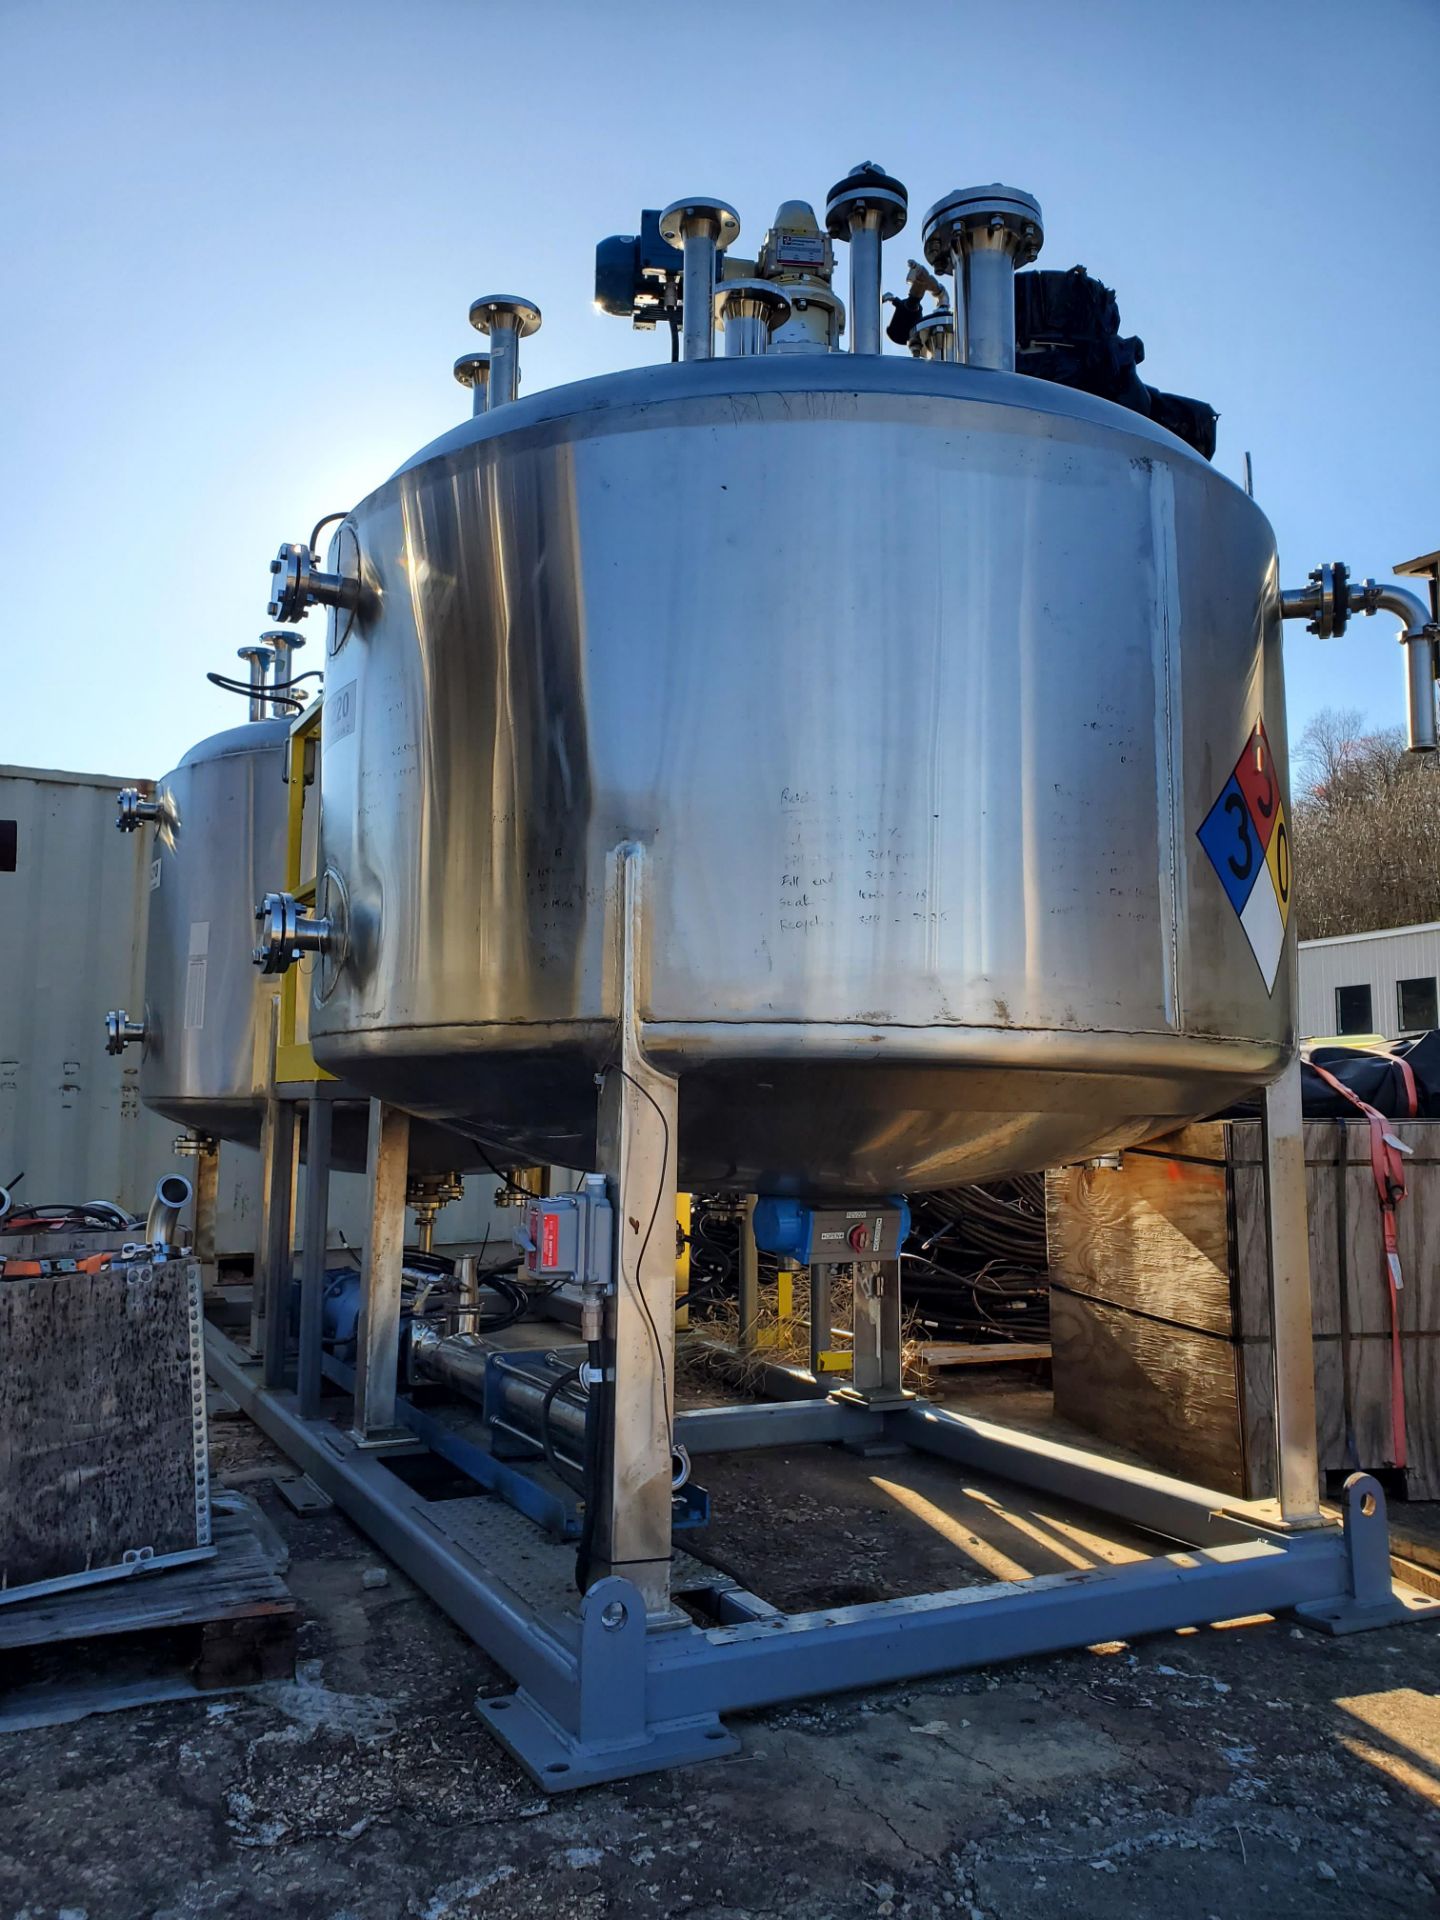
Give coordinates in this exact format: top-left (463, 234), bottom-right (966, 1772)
top-left (236, 643), bottom-right (276, 722)
top-left (454, 351), bottom-right (491, 416)
top-left (714, 279), bottom-right (792, 357)
top-left (261, 628), bottom-right (305, 710)
top-left (922, 184), bottom-right (1043, 372)
top-left (468, 296), bottom-right (542, 408)
top-left (825, 163), bottom-right (907, 356)
top-left (658, 198), bottom-right (740, 362)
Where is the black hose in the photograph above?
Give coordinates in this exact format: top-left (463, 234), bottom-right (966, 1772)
top-left (538, 1366), bottom-right (587, 1495)
top-left (574, 1334), bottom-right (608, 1594)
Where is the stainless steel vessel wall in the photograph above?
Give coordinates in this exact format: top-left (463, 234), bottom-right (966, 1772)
top-left (139, 721), bottom-right (290, 1147)
top-left (310, 356), bottom-right (1292, 1192)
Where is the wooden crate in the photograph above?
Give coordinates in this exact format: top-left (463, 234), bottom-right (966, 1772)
top-left (1046, 1121), bottom-right (1440, 1500)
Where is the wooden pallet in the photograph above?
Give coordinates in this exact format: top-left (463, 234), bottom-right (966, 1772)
top-left (0, 1499), bottom-right (297, 1729)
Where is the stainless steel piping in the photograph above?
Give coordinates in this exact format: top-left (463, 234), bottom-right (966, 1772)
top-left (454, 351), bottom-right (491, 416)
top-left (145, 1173), bottom-right (193, 1249)
top-left (714, 279), bottom-right (791, 357)
top-left (659, 198), bottom-right (740, 362)
top-left (921, 184), bottom-right (1043, 372)
top-left (825, 164), bottom-right (908, 357)
top-left (262, 628), bottom-right (304, 711)
top-left (468, 297), bottom-right (542, 408)
top-left (236, 644), bottom-right (276, 722)
top-left (1279, 566), bottom-right (1439, 751)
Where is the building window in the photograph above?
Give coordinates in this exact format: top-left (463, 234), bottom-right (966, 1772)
top-left (1397, 976), bottom-right (1438, 1034)
top-left (1336, 983), bottom-right (1373, 1034)
top-left (0, 821), bottom-right (14, 872)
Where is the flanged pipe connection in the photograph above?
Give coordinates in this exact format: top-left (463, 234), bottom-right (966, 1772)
top-left (454, 351), bottom-right (491, 416)
top-left (922, 184), bottom-right (1043, 372)
top-left (659, 198), bottom-right (740, 362)
top-left (1280, 560), bottom-right (1440, 752)
top-left (468, 296), bottom-right (541, 408)
top-left (266, 539), bottom-right (362, 626)
top-left (105, 1009), bottom-right (146, 1054)
top-left (253, 890), bottom-right (333, 975)
top-left (714, 279), bottom-right (792, 357)
top-left (825, 163), bottom-right (907, 357)
top-left (116, 787), bottom-right (163, 832)
top-left (909, 311), bottom-right (958, 362)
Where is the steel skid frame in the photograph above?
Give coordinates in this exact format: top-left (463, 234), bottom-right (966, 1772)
top-left (207, 846), bottom-right (1436, 1791)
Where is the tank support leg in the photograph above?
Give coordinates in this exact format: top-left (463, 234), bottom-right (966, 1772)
top-left (809, 1261), bottom-right (832, 1377)
top-left (738, 1195), bottom-right (759, 1350)
top-left (256, 1095), bottom-right (298, 1384)
top-left (850, 1260), bottom-right (905, 1404)
top-left (351, 1100), bottom-right (412, 1446)
top-left (593, 846), bottom-right (677, 1620)
top-left (297, 1095), bottom-right (333, 1421)
top-left (1262, 1054), bottom-right (1323, 1526)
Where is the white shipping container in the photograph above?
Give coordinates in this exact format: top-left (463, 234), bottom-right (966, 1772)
top-left (0, 762), bottom-right (510, 1261)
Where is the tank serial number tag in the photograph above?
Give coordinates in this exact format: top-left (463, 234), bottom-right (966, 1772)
top-left (1196, 719), bottom-right (1290, 994)
top-left (325, 680), bottom-right (357, 743)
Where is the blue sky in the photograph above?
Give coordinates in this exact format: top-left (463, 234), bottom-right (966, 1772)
top-left (2, 0), bottom-right (1436, 776)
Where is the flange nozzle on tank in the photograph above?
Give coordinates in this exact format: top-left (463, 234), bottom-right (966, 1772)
top-left (105, 1009), bottom-right (146, 1054)
top-left (253, 891), bottom-right (332, 974)
top-left (266, 541), bottom-right (362, 626)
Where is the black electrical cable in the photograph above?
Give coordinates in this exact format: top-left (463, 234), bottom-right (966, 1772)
top-left (596, 1062), bottom-right (673, 1439)
top-left (308, 510), bottom-right (349, 553)
top-left (538, 1365), bottom-right (586, 1494)
top-left (206, 672), bottom-right (305, 713)
top-left (474, 1145), bottom-right (539, 1199)
top-left (574, 1331), bottom-right (607, 1594)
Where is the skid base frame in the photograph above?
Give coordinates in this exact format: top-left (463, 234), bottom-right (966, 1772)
top-left (205, 1324), bottom-right (1435, 1791)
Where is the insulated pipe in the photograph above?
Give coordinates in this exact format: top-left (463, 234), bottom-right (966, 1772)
top-left (468, 296), bottom-right (542, 408)
top-left (145, 1174), bottom-right (193, 1250)
top-left (921, 185), bottom-right (1043, 373)
top-left (454, 351), bottom-right (491, 416)
top-left (825, 164), bottom-right (908, 357)
top-left (659, 199), bottom-right (740, 362)
top-left (236, 644), bottom-right (275, 722)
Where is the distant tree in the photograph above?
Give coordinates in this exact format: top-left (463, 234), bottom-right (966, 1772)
top-left (1290, 706), bottom-right (1440, 938)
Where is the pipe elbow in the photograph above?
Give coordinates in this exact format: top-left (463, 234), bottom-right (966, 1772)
top-left (1368, 583), bottom-right (1435, 639)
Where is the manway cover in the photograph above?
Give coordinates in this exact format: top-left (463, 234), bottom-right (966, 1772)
top-left (0, 1258), bottom-right (211, 1599)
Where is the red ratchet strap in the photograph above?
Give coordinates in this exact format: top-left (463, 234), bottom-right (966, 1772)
top-left (1306, 1056), bottom-right (1412, 1469)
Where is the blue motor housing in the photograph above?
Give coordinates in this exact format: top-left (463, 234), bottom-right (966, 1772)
top-left (752, 1199), bottom-right (911, 1266)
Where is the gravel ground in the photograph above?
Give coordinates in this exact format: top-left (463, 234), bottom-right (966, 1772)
top-left (1, 1406), bottom-right (1438, 1920)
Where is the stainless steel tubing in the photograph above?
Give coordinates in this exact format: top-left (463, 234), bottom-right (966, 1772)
top-left (467, 298), bottom-right (542, 409)
top-left (960, 233), bottom-right (1019, 373)
top-left (660, 200), bottom-right (740, 363)
top-left (849, 221), bottom-right (883, 355)
top-left (682, 227), bottom-right (719, 361)
top-left (235, 645), bottom-right (275, 723)
top-left (145, 1173), bottom-right (193, 1248)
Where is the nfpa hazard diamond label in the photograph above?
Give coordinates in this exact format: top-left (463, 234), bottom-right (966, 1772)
top-left (1197, 720), bottom-right (1291, 994)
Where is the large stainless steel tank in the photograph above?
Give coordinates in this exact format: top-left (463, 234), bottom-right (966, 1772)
top-left (298, 350), bottom-right (1292, 1194)
top-left (130, 718), bottom-right (290, 1148)
top-left (118, 719), bottom-right (471, 1174)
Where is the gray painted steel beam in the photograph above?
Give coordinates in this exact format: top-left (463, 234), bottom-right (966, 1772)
top-left (892, 1403), bottom-right (1266, 1547)
top-left (676, 1399), bottom-right (883, 1453)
